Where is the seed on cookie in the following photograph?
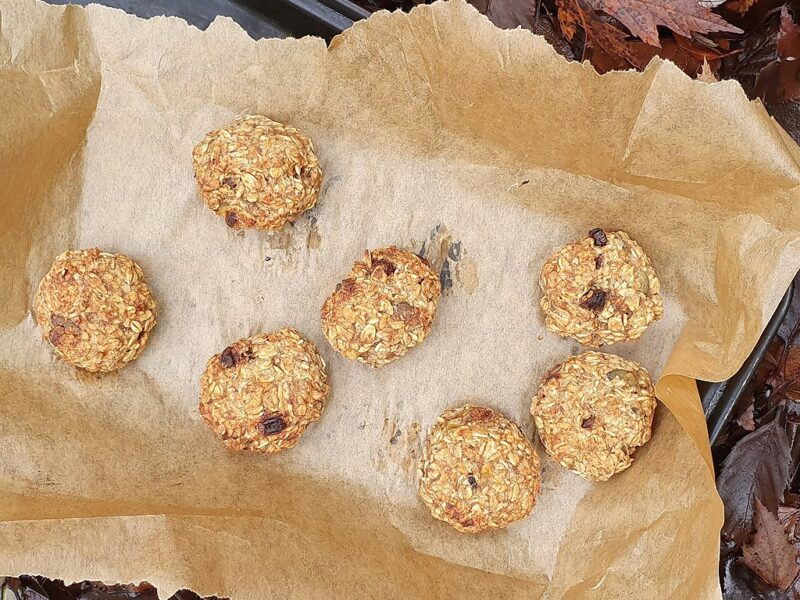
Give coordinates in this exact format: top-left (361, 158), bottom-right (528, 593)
top-left (417, 404), bottom-right (541, 533)
top-left (34, 248), bottom-right (157, 372)
top-left (321, 246), bottom-right (441, 368)
top-left (198, 328), bottom-right (330, 453)
top-left (532, 351), bottom-right (657, 481)
top-left (192, 115), bottom-right (322, 231)
top-left (539, 229), bottom-right (663, 347)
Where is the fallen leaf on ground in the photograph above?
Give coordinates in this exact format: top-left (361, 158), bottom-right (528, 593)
top-left (753, 6), bottom-right (800, 104)
top-left (737, 402), bottom-right (757, 431)
top-left (718, 416), bottom-right (792, 545)
top-left (720, 8), bottom-right (781, 96)
top-left (726, 0), bottom-right (758, 15)
top-left (556, 0), bottom-right (650, 66)
top-left (586, 0), bottom-right (742, 47)
top-left (778, 5), bottom-right (800, 58)
top-left (721, 556), bottom-right (773, 600)
top-left (742, 500), bottom-right (800, 590)
top-left (584, 35), bottom-right (722, 74)
top-left (698, 57), bottom-right (720, 81)
top-left (468, 0), bottom-right (579, 59)
top-left (779, 504), bottom-right (800, 541)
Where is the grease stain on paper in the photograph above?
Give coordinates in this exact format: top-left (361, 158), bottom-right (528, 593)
top-left (262, 214), bottom-right (323, 270)
top-left (373, 418), bottom-right (422, 482)
top-left (415, 224), bottom-right (479, 295)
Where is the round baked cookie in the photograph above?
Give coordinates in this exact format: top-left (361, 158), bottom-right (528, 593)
top-left (321, 246), bottom-right (441, 368)
top-left (418, 405), bottom-right (541, 533)
top-left (34, 248), bottom-right (157, 372)
top-left (192, 115), bottom-right (322, 230)
top-left (532, 351), bottom-right (656, 481)
top-left (539, 229), bottom-right (663, 347)
top-left (199, 328), bottom-right (330, 453)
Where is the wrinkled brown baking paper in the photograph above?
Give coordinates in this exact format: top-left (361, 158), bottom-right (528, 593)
top-left (2, 0), bottom-right (800, 597)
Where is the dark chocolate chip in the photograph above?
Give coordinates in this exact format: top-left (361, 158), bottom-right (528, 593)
top-left (222, 176), bottom-right (237, 189)
top-left (580, 289), bottom-right (607, 312)
top-left (50, 314), bottom-right (68, 327)
top-left (595, 255), bottom-right (604, 269)
top-left (588, 228), bottom-right (608, 247)
top-left (467, 474), bottom-right (478, 492)
top-left (225, 212), bottom-right (238, 228)
top-left (219, 346), bottom-right (239, 368)
top-left (581, 416), bottom-right (596, 429)
top-left (260, 414), bottom-right (287, 436)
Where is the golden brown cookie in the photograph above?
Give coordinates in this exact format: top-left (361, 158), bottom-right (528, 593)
top-left (418, 405), bottom-right (541, 533)
top-left (34, 248), bottom-right (157, 372)
top-left (192, 115), bottom-right (322, 230)
top-left (199, 328), bottom-right (330, 453)
top-left (539, 229), bottom-right (663, 347)
top-left (532, 351), bottom-right (657, 481)
top-left (321, 246), bottom-right (441, 368)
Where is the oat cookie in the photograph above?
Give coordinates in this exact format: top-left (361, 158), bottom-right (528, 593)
top-left (34, 249), bottom-right (157, 372)
top-left (539, 229), bottom-right (663, 347)
top-left (192, 115), bottom-right (322, 230)
top-left (532, 351), bottom-right (656, 481)
top-left (321, 246), bottom-right (441, 368)
top-left (418, 405), bottom-right (541, 533)
top-left (199, 328), bottom-right (330, 453)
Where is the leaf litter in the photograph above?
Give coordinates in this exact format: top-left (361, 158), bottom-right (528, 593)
top-left (714, 274), bottom-right (800, 598)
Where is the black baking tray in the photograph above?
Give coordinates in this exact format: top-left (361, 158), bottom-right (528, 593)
top-left (701, 282), bottom-right (795, 446)
top-left (48, 0), bottom-right (363, 39)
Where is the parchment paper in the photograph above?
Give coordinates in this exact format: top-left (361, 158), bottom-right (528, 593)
top-left (2, 0), bottom-right (800, 597)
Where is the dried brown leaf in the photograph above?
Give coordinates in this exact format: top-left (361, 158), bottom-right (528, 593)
top-left (737, 402), bottom-right (757, 431)
top-left (468, 0), bottom-right (577, 59)
top-left (751, 6), bottom-right (800, 104)
top-left (586, 0), bottom-right (743, 46)
top-left (742, 500), bottom-right (800, 590)
top-left (719, 417), bottom-right (792, 545)
top-left (697, 60), bottom-right (718, 82)
top-left (778, 5), bottom-right (800, 58)
top-left (556, 0), bottom-right (650, 67)
top-left (726, 0), bottom-right (758, 15)
top-left (779, 504), bottom-right (800, 541)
